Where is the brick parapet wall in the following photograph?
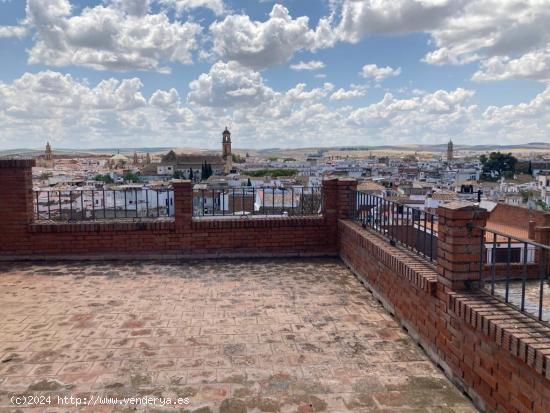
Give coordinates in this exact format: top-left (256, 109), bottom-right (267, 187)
top-left (0, 160), bottom-right (346, 259)
top-left (339, 220), bottom-right (550, 413)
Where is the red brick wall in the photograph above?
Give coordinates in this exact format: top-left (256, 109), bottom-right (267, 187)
top-left (340, 220), bottom-right (550, 413)
top-left (0, 162), bottom-right (348, 259)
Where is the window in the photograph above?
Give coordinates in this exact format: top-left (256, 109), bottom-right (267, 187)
top-left (493, 247), bottom-right (521, 263)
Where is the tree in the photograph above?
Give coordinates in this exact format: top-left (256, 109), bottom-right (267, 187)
top-left (247, 178), bottom-right (252, 186)
top-left (201, 162), bottom-right (213, 180)
top-left (173, 170), bottom-right (185, 179)
top-left (40, 172), bottom-right (52, 180)
top-left (95, 174), bottom-right (114, 184)
top-left (189, 168), bottom-right (194, 180)
top-left (480, 152), bottom-right (517, 180)
top-left (123, 171), bottom-right (141, 183)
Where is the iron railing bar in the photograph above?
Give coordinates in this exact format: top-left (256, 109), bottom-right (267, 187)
top-left (521, 243), bottom-right (528, 312)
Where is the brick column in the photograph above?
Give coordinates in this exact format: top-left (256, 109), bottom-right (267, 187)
top-left (437, 202), bottom-right (489, 290)
top-left (0, 159), bottom-right (35, 252)
top-left (337, 178), bottom-right (358, 220)
top-left (172, 180), bottom-right (193, 227)
top-left (322, 177), bottom-right (338, 222)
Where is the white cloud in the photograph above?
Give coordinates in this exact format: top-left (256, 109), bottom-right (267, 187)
top-left (187, 61), bottom-right (277, 107)
top-left (159, 0), bottom-right (225, 15)
top-left (331, 0), bottom-right (550, 82)
top-left (335, 0), bottom-right (463, 42)
top-left (472, 48), bottom-right (550, 82)
top-left (209, 4), bottom-right (336, 70)
top-left (290, 60), bottom-right (326, 71)
top-left (0, 25), bottom-right (28, 38)
top-left (23, 0), bottom-right (202, 72)
top-left (0, 71), bottom-right (196, 148)
top-left (330, 84), bottom-right (367, 100)
top-left (360, 64), bottom-right (401, 82)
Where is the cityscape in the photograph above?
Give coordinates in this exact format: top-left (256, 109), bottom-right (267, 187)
top-left (1, 1), bottom-right (550, 412)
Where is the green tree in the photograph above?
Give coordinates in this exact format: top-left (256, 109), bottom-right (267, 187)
top-left (246, 169), bottom-right (298, 177)
top-left (123, 171), bottom-right (141, 183)
top-left (40, 172), bottom-right (52, 180)
top-left (189, 168), bottom-right (194, 180)
top-left (480, 152), bottom-right (517, 180)
top-left (173, 170), bottom-right (185, 179)
top-left (247, 178), bottom-right (252, 186)
top-left (201, 162), bottom-right (213, 180)
top-left (94, 174), bottom-right (114, 184)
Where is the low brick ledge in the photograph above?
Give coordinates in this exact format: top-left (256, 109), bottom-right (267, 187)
top-left (0, 250), bottom-right (336, 262)
top-left (191, 215), bottom-right (326, 229)
top-left (449, 292), bottom-right (550, 380)
top-left (28, 216), bottom-right (327, 232)
top-left (339, 220), bottom-right (438, 294)
top-left (340, 219), bottom-right (550, 383)
top-left (29, 219), bottom-right (176, 233)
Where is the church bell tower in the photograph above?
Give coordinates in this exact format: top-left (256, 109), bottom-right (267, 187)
top-left (222, 127), bottom-right (232, 174)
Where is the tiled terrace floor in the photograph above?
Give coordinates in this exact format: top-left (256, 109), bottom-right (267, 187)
top-left (0, 259), bottom-right (476, 412)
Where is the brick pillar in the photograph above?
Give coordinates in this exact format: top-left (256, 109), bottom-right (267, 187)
top-left (0, 159), bottom-right (35, 252)
top-left (437, 202), bottom-right (489, 290)
top-left (322, 177), bottom-right (338, 223)
top-left (172, 180), bottom-right (192, 227)
top-left (337, 178), bottom-right (358, 220)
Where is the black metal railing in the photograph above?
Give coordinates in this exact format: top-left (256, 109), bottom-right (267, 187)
top-left (193, 186), bottom-right (323, 217)
top-left (33, 188), bottom-right (174, 222)
top-left (476, 226), bottom-right (549, 326)
top-left (352, 191), bottom-right (438, 263)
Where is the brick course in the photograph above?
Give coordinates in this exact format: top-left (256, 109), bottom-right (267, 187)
top-left (0, 161), bottom-right (346, 260)
top-left (340, 220), bottom-right (550, 413)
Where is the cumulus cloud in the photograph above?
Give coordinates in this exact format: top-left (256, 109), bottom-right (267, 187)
top-left (187, 61), bottom-right (277, 107)
top-left (333, 0), bottom-right (550, 82)
top-left (360, 64), bottom-right (401, 82)
top-left (1, 68), bottom-right (549, 149)
top-left (330, 84), bottom-right (367, 100)
top-left (159, 0), bottom-right (225, 15)
top-left (290, 60), bottom-right (326, 71)
top-left (209, 4), bottom-right (336, 70)
top-left (472, 48), bottom-right (550, 82)
top-left (0, 25), bottom-right (28, 38)
top-left (22, 0), bottom-right (202, 72)
top-left (335, 0), bottom-right (464, 42)
top-left (0, 71), bottom-right (195, 148)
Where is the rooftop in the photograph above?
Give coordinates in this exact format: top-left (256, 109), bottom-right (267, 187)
top-left (0, 259), bottom-right (475, 412)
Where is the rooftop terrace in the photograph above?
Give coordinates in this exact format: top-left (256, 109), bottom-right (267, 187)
top-left (0, 259), bottom-right (476, 412)
top-left (1, 159), bottom-right (549, 412)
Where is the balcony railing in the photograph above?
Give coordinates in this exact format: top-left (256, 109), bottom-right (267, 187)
top-left (33, 188), bottom-right (174, 222)
top-left (475, 226), bottom-right (549, 326)
top-left (351, 191), bottom-right (438, 263)
top-left (192, 186), bottom-right (323, 217)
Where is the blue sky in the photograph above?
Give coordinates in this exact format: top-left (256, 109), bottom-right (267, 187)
top-left (0, 0), bottom-right (549, 149)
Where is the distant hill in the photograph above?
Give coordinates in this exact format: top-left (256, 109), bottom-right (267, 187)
top-left (1, 142), bottom-right (549, 158)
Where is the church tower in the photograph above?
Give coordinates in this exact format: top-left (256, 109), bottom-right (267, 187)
top-left (45, 142), bottom-right (52, 161)
top-left (222, 127), bottom-right (232, 174)
top-left (447, 139), bottom-right (454, 162)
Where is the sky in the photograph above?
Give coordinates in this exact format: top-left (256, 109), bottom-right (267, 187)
top-left (0, 0), bottom-right (549, 150)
